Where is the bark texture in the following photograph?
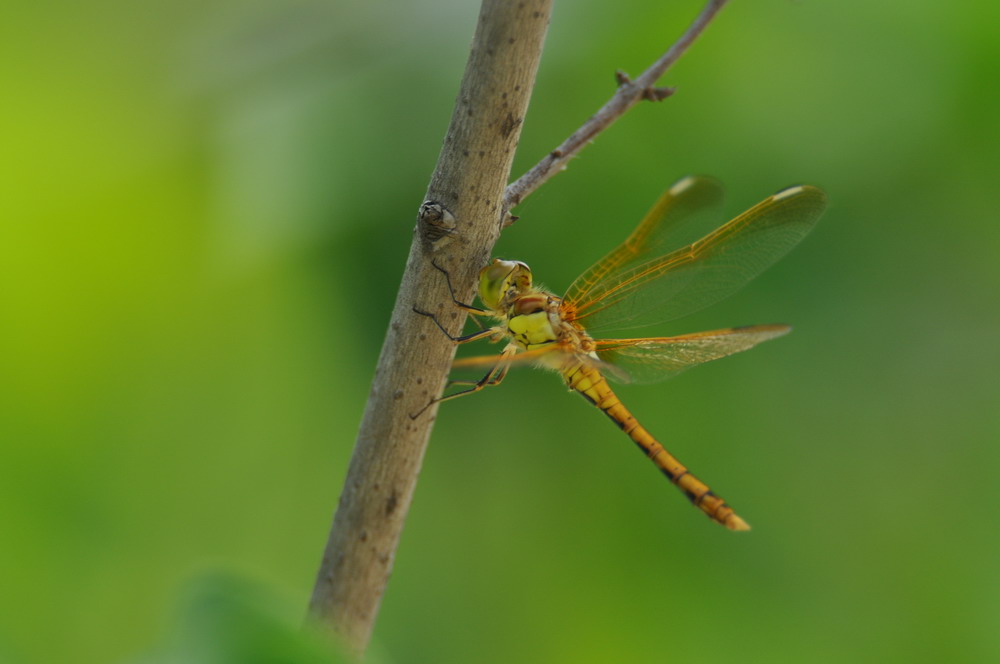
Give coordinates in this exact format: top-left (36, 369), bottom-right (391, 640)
top-left (307, 0), bottom-right (553, 655)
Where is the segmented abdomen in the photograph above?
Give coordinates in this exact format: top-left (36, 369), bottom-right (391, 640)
top-left (562, 361), bottom-right (750, 531)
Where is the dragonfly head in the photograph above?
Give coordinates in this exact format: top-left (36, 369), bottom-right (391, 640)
top-left (478, 259), bottom-right (533, 310)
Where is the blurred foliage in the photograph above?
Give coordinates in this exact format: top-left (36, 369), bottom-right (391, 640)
top-left (134, 572), bottom-right (353, 664)
top-left (2, 0), bottom-right (998, 663)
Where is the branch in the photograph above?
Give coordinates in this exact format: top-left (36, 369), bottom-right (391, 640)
top-left (504, 0), bottom-right (730, 210)
top-left (307, 0), bottom-right (734, 656)
top-left (306, 0), bottom-right (553, 657)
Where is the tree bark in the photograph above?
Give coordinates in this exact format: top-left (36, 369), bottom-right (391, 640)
top-left (307, 0), bottom-right (553, 656)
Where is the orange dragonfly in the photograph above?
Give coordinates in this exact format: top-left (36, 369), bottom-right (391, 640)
top-left (416, 175), bottom-right (827, 530)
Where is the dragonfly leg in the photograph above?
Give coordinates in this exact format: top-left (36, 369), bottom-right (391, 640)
top-left (430, 259), bottom-right (490, 317)
top-left (409, 348), bottom-right (513, 418)
top-left (437, 348), bottom-right (513, 401)
top-left (412, 306), bottom-right (496, 343)
top-left (444, 360), bottom-right (510, 390)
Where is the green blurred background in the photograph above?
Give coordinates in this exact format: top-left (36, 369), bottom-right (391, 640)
top-left (2, 0), bottom-right (998, 662)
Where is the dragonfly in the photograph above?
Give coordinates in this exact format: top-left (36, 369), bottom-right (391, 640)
top-left (416, 175), bottom-right (827, 530)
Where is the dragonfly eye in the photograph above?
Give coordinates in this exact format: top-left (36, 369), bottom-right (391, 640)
top-left (479, 259), bottom-right (533, 310)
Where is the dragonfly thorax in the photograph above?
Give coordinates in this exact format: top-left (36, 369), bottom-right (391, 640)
top-left (507, 293), bottom-right (559, 349)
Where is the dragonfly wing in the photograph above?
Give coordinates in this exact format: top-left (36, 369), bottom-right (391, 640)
top-left (452, 346), bottom-right (629, 381)
top-left (564, 175), bottom-right (726, 311)
top-left (451, 346), bottom-right (557, 371)
top-left (564, 183), bottom-right (827, 335)
top-left (594, 324), bottom-right (791, 384)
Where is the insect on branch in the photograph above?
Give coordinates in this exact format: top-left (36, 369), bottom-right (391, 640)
top-left (308, 0), bottom-right (735, 658)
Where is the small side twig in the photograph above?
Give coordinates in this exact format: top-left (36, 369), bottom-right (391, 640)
top-left (504, 0), bottom-right (730, 210)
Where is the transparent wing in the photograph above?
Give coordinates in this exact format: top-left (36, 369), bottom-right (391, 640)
top-left (451, 346), bottom-right (561, 371)
top-left (563, 181), bottom-right (827, 334)
top-left (564, 175), bottom-right (726, 312)
top-left (452, 346), bottom-right (630, 381)
top-left (594, 324), bottom-right (791, 384)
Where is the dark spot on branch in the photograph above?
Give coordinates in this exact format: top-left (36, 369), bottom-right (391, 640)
top-left (500, 112), bottom-right (523, 138)
top-left (386, 491), bottom-right (399, 516)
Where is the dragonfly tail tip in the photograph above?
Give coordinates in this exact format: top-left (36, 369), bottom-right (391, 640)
top-left (726, 515), bottom-right (751, 531)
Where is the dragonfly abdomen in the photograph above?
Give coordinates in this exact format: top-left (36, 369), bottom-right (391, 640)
top-left (562, 362), bottom-right (750, 531)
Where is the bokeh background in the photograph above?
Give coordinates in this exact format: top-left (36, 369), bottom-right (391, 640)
top-left (3, 0), bottom-right (998, 662)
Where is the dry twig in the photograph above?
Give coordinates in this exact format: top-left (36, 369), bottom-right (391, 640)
top-left (505, 0), bottom-right (730, 210)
